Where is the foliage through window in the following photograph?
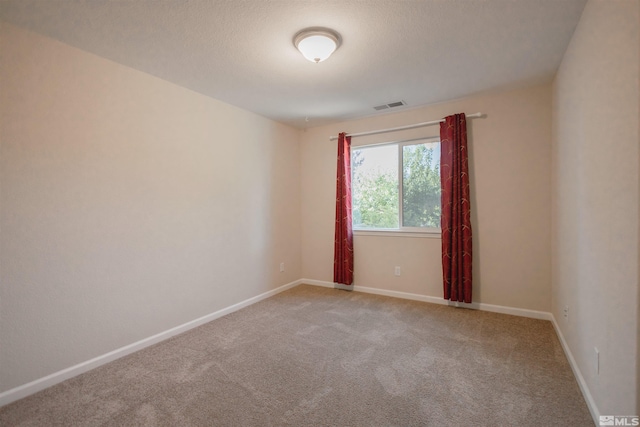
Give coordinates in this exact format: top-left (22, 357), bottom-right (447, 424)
top-left (351, 139), bottom-right (441, 232)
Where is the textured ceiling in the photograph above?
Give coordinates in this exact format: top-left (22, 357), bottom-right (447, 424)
top-left (0, 0), bottom-right (587, 129)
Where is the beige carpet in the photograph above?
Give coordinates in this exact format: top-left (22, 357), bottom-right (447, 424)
top-left (0, 284), bottom-right (593, 426)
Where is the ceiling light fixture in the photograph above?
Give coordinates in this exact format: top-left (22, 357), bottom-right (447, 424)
top-left (294, 27), bottom-right (341, 63)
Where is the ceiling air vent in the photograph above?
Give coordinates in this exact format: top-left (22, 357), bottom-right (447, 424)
top-left (373, 100), bottom-right (407, 111)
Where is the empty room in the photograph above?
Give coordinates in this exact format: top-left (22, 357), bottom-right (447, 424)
top-left (0, 0), bottom-right (638, 426)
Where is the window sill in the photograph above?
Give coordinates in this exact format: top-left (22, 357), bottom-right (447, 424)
top-left (353, 229), bottom-right (441, 239)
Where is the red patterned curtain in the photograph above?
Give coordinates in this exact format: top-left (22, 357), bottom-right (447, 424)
top-left (333, 132), bottom-right (354, 286)
top-left (440, 114), bottom-right (472, 303)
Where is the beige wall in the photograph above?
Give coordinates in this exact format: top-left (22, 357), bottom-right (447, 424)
top-left (301, 84), bottom-right (552, 311)
top-left (6, 3), bottom-right (638, 416)
top-left (552, 0), bottom-right (639, 415)
top-left (0, 24), bottom-right (302, 393)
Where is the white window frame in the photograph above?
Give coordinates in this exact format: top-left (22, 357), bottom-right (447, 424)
top-left (351, 136), bottom-right (441, 237)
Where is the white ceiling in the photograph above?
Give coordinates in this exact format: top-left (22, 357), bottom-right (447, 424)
top-left (0, 0), bottom-right (587, 129)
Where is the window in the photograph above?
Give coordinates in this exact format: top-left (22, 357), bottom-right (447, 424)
top-left (351, 139), bottom-right (441, 233)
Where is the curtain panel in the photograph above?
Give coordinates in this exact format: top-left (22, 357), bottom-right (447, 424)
top-left (333, 132), bottom-right (354, 286)
top-left (440, 114), bottom-right (473, 303)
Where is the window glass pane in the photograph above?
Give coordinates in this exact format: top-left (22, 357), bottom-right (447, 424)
top-left (352, 145), bottom-right (399, 229)
top-left (402, 142), bottom-right (441, 228)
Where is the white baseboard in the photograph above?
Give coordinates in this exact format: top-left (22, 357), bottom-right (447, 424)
top-left (300, 279), bottom-right (552, 320)
top-left (302, 279), bottom-right (334, 288)
top-left (550, 315), bottom-right (600, 426)
top-left (0, 277), bottom-right (599, 426)
top-left (0, 279), bottom-right (303, 408)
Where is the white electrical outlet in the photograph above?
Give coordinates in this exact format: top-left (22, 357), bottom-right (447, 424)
top-left (394, 266), bottom-right (401, 276)
top-left (595, 347), bottom-right (599, 375)
top-left (563, 305), bottom-right (569, 321)
top-left (280, 262), bottom-right (285, 272)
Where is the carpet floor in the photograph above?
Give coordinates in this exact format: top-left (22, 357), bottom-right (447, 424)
top-left (0, 284), bottom-right (593, 426)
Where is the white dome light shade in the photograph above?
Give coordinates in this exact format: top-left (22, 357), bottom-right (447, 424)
top-left (297, 35), bottom-right (336, 63)
top-left (294, 28), bottom-right (341, 63)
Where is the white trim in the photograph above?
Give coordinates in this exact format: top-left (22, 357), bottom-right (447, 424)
top-left (354, 230), bottom-right (441, 239)
top-left (351, 135), bottom-right (440, 149)
top-left (550, 315), bottom-right (600, 425)
top-left (302, 278), bottom-right (335, 288)
top-left (0, 279), bottom-right (303, 408)
top-left (0, 277), bottom-right (599, 426)
top-left (351, 138), bottom-right (443, 236)
top-left (301, 279), bottom-right (551, 320)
